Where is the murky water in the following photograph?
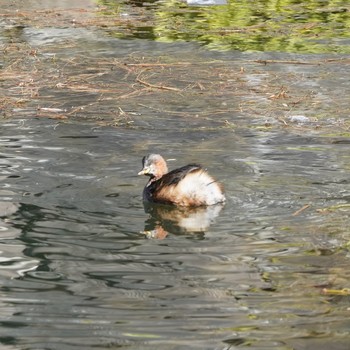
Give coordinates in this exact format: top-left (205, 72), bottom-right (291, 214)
top-left (1, 0), bottom-right (350, 349)
top-left (1, 120), bottom-right (350, 349)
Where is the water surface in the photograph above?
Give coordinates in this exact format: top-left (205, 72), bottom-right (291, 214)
top-left (1, 1), bottom-right (350, 349)
top-left (1, 116), bottom-right (350, 349)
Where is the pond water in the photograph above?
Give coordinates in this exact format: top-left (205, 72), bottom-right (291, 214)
top-left (1, 0), bottom-right (350, 349)
top-left (2, 112), bottom-right (350, 350)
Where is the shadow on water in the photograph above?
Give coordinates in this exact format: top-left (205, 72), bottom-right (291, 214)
top-left (0, 0), bottom-right (350, 349)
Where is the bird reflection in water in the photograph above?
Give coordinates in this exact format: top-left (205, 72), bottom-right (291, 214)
top-left (142, 201), bottom-right (224, 239)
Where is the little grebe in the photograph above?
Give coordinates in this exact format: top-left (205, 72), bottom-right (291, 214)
top-left (138, 154), bottom-right (225, 207)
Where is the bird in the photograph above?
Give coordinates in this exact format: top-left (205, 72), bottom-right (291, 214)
top-left (138, 154), bottom-right (225, 207)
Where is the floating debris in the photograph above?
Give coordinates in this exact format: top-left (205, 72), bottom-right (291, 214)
top-left (287, 115), bottom-right (312, 124)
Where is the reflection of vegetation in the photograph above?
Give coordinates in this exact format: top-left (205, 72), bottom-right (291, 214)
top-left (98, 0), bottom-right (350, 53)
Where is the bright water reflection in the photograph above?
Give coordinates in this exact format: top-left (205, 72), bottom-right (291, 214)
top-left (98, 0), bottom-right (350, 53)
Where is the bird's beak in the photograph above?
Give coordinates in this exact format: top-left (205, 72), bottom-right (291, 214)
top-left (138, 167), bottom-right (149, 176)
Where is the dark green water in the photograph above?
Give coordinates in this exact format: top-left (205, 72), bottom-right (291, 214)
top-left (98, 0), bottom-right (350, 53)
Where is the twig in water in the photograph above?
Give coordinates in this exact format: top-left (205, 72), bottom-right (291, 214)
top-left (136, 78), bottom-right (181, 92)
top-left (254, 59), bottom-right (319, 65)
top-left (292, 204), bottom-right (311, 216)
